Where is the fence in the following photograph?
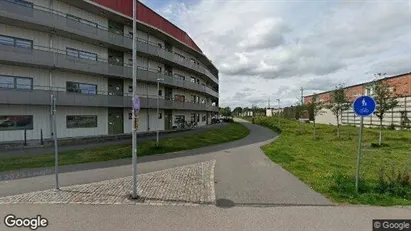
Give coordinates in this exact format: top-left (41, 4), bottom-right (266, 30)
top-left (341, 96), bottom-right (411, 129)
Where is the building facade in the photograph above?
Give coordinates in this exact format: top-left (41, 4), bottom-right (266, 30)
top-left (0, 0), bottom-right (219, 143)
top-left (304, 73), bottom-right (411, 128)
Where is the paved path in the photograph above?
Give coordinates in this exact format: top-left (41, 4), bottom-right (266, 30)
top-left (1, 120), bottom-right (407, 230)
top-left (0, 121), bottom-right (331, 205)
top-left (0, 123), bottom-right (227, 157)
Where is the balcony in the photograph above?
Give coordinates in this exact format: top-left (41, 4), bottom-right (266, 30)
top-left (0, 0), bottom-right (131, 50)
top-left (137, 40), bottom-right (219, 84)
top-left (0, 86), bottom-right (219, 112)
top-left (0, 44), bottom-right (218, 98)
top-left (0, 0), bottom-right (219, 85)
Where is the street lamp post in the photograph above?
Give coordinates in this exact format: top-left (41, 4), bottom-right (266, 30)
top-left (156, 78), bottom-right (164, 147)
top-left (131, 0), bottom-right (138, 199)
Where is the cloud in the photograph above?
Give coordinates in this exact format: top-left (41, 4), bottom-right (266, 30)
top-left (150, 0), bottom-right (411, 107)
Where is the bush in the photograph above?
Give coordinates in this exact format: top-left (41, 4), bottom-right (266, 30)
top-left (388, 123), bottom-right (396, 130)
top-left (222, 118), bottom-right (234, 123)
top-left (376, 166), bottom-right (411, 198)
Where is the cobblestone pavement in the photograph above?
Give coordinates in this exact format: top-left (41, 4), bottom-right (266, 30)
top-left (0, 160), bottom-right (216, 206)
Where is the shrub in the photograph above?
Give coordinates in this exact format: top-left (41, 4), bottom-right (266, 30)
top-left (376, 166), bottom-right (411, 198)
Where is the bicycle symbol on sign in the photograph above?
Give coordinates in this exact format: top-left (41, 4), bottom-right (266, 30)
top-left (359, 108), bottom-right (369, 114)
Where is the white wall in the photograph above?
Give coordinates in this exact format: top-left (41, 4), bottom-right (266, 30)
top-left (123, 108), bottom-right (164, 133)
top-left (0, 105), bottom-right (50, 142)
top-left (55, 106), bottom-right (108, 138)
top-left (52, 71), bottom-right (108, 92)
top-left (0, 24), bottom-right (49, 47)
top-left (53, 35), bottom-right (108, 59)
top-left (0, 64), bottom-right (49, 87)
top-left (29, 0), bottom-right (108, 28)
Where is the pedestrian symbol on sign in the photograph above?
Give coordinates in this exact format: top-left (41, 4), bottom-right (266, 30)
top-left (362, 99), bottom-right (367, 107)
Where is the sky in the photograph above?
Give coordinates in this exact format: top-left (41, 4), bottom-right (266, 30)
top-left (141, 0), bottom-right (411, 108)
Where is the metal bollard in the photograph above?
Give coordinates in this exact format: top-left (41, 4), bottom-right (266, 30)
top-left (40, 129), bottom-right (44, 145)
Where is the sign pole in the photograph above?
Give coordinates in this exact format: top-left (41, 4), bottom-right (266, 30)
top-left (131, 0), bottom-right (138, 199)
top-left (355, 116), bottom-right (364, 192)
top-left (353, 95), bottom-right (376, 193)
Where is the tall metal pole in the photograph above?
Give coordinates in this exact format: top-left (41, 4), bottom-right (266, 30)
top-left (156, 79), bottom-right (160, 147)
top-left (131, 0), bottom-right (138, 199)
top-left (355, 116), bottom-right (364, 192)
top-left (51, 94), bottom-right (59, 190)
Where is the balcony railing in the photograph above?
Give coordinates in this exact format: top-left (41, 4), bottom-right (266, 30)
top-left (0, 84), bottom-right (219, 112)
top-left (0, 0), bottom-right (219, 84)
top-left (0, 43), bottom-right (218, 98)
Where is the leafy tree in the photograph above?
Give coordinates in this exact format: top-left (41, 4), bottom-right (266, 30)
top-left (232, 107), bottom-right (243, 117)
top-left (372, 73), bottom-right (399, 145)
top-left (326, 84), bottom-right (350, 138)
top-left (219, 107), bottom-right (232, 117)
top-left (307, 94), bottom-right (324, 138)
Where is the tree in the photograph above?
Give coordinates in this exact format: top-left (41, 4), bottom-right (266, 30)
top-left (232, 107), bottom-right (243, 117)
top-left (307, 94), bottom-right (324, 138)
top-left (372, 73), bottom-right (399, 145)
top-left (326, 84), bottom-right (350, 138)
top-left (219, 107), bottom-right (232, 117)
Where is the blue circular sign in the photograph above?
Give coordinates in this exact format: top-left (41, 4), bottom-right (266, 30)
top-left (353, 96), bottom-right (376, 117)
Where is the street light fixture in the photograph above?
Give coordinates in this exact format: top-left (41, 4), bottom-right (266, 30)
top-left (156, 78), bottom-right (164, 147)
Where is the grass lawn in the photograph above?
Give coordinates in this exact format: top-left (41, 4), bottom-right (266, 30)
top-left (0, 122), bottom-right (249, 172)
top-left (252, 116), bottom-right (411, 206)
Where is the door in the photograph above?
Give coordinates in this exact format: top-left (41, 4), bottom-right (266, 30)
top-left (108, 108), bottom-right (124, 134)
top-left (108, 20), bottom-right (124, 35)
top-left (108, 79), bottom-right (123, 96)
top-left (164, 110), bottom-right (172, 130)
top-left (165, 87), bottom-right (173, 100)
top-left (108, 49), bottom-right (124, 66)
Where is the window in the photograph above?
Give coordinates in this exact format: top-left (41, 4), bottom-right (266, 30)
top-left (0, 35), bottom-right (32, 49)
top-left (191, 58), bottom-right (196, 63)
top-left (66, 48), bottom-right (97, 61)
top-left (128, 86), bottom-right (133, 93)
top-left (0, 115), bottom-right (33, 131)
top-left (157, 66), bottom-right (162, 73)
top-left (174, 74), bottom-right (185, 81)
top-left (190, 113), bottom-right (196, 122)
top-left (175, 95), bottom-right (185, 102)
top-left (202, 115), bottom-right (206, 122)
top-left (196, 79), bottom-right (200, 84)
top-left (175, 115), bottom-right (185, 124)
top-left (7, 0), bottom-right (33, 8)
top-left (67, 14), bottom-right (98, 28)
top-left (190, 77), bottom-right (196, 83)
top-left (0, 75), bottom-right (32, 89)
top-left (158, 113), bottom-right (162, 119)
top-left (128, 112), bottom-right (132, 120)
top-left (66, 115), bottom-right (97, 128)
top-left (66, 81), bottom-right (97, 94)
top-left (158, 89), bottom-right (162, 96)
top-left (196, 113), bottom-right (200, 122)
top-left (158, 43), bottom-right (163, 49)
top-left (175, 52), bottom-right (185, 59)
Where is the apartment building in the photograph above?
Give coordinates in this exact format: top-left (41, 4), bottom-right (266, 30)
top-left (304, 72), bottom-right (411, 127)
top-left (0, 0), bottom-right (219, 143)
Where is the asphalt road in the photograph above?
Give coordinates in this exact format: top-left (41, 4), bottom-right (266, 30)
top-left (0, 204), bottom-right (409, 231)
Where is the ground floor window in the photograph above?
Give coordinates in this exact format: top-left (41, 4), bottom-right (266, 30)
top-left (66, 115), bottom-right (97, 128)
top-left (202, 115), bottom-right (206, 122)
top-left (0, 115), bottom-right (33, 130)
top-left (175, 115), bottom-right (185, 124)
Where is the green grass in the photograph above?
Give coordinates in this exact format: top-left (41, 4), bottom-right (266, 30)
top-left (0, 122), bottom-right (249, 172)
top-left (251, 116), bottom-right (411, 206)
